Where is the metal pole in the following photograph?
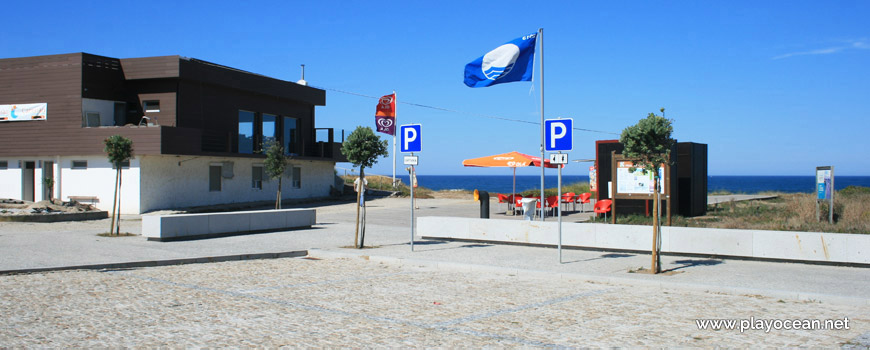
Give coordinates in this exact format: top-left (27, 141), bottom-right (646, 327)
top-left (558, 151), bottom-right (562, 264)
top-left (830, 166), bottom-right (835, 224)
top-left (392, 91), bottom-right (397, 187)
top-left (410, 153), bottom-right (415, 252)
top-left (538, 27), bottom-right (545, 222)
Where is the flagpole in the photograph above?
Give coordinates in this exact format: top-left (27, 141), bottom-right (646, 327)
top-left (538, 27), bottom-right (545, 222)
top-left (392, 90), bottom-right (397, 187)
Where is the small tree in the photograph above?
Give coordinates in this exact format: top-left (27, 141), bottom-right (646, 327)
top-left (620, 108), bottom-right (675, 274)
top-left (264, 140), bottom-right (288, 209)
top-left (341, 126), bottom-right (389, 248)
top-left (104, 135), bottom-right (134, 236)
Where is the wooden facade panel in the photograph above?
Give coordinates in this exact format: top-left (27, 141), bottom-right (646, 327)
top-left (138, 92), bottom-right (177, 127)
top-left (121, 56), bottom-right (180, 80)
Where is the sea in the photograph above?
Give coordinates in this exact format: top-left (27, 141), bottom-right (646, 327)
top-left (391, 175), bottom-right (870, 195)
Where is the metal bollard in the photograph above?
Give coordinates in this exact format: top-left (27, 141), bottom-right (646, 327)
top-left (474, 189), bottom-right (490, 219)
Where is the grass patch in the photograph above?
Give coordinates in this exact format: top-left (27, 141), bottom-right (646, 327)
top-left (342, 174), bottom-right (434, 198)
top-left (594, 188), bottom-right (870, 234)
top-left (517, 182), bottom-right (591, 197)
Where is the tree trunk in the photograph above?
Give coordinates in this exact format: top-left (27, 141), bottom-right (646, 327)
top-left (354, 167), bottom-right (363, 248)
top-left (276, 177), bottom-right (282, 209)
top-left (109, 166), bottom-right (120, 235)
top-left (359, 168), bottom-right (367, 249)
top-left (651, 178), bottom-right (660, 273)
top-left (116, 167), bottom-right (123, 235)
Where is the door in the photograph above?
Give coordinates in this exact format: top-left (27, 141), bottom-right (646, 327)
top-left (43, 161), bottom-right (54, 200)
top-left (22, 161), bottom-right (35, 202)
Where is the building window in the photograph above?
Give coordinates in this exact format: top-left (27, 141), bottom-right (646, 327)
top-left (262, 114), bottom-right (277, 149)
top-left (252, 165), bottom-right (264, 189)
top-left (283, 117), bottom-right (299, 155)
top-left (143, 100), bottom-right (160, 113)
top-left (209, 165), bottom-right (222, 192)
top-left (238, 110), bottom-right (255, 154)
top-left (292, 167), bottom-right (301, 189)
top-left (82, 112), bottom-right (100, 127)
top-left (0, 161), bottom-right (7, 170)
top-left (71, 160), bottom-right (88, 169)
top-left (111, 160), bottom-right (131, 169)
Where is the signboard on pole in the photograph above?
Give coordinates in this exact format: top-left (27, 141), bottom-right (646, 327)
top-left (615, 161), bottom-right (664, 195)
top-left (817, 167), bottom-right (833, 200)
top-left (589, 166), bottom-right (597, 192)
top-left (400, 124), bottom-right (421, 153)
top-left (544, 118), bottom-right (573, 152)
top-left (549, 153), bottom-right (568, 164)
top-left (403, 156), bottom-right (418, 166)
top-left (816, 166), bottom-right (834, 224)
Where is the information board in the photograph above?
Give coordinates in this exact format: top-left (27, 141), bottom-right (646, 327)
top-left (615, 161), bottom-right (664, 195)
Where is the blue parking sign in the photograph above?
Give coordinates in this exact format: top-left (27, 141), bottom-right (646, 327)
top-left (400, 124), bottom-right (421, 153)
top-left (544, 118), bottom-right (573, 152)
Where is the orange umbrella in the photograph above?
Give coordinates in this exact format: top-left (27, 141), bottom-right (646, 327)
top-left (462, 151), bottom-right (559, 169)
top-left (463, 151), bottom-right (559, 213)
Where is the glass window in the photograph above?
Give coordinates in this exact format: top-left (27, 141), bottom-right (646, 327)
top-left (262, 114), bottom-right (277, 150)
top-left (238, 110), bottom-right (255, 154)
top-left (82, 112), bottom-right (100, 127)
top-left (71, 160), bottom-right (88, 169)
top-left (143, 100), bottom-right (160, 113)
top-left (209, 165), bottom-right (222, 192)
top-left (252, 165), bottom-right (264, 189)
top-left (0, 161), bottom-right (7, 170)
top-left (292, 166), bottom-right (301, 189)
top-left (283, 117), bottom-right (299, 155)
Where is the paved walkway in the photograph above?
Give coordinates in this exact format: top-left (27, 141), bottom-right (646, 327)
top-left (1, 196), bottom-right (869, 346)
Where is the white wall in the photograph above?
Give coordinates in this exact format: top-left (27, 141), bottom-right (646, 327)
top-left (139, 155), bottom-right (335, 213)
top-left (60, 155), bottom-right (141, 213)
top-left (0, 159), bottom-right (22, 199)
top-left (81, 98), bottom-right (118, 126)
top-left (0, 156), bottom-right (140, 213)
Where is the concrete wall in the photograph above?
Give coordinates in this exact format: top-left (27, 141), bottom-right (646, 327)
top-left (139, 155), bottom-right (335, 213)
top-left (142, 208), bottom-right (315, 240)
top-left (418, 217), bottom-right (870, 265)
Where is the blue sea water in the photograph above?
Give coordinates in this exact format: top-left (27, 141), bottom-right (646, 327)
top-left (392, 175), bottom-right (870, 195)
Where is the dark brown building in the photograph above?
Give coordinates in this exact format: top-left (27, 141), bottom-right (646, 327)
top-left (0, 53), bottom-right (345, 213)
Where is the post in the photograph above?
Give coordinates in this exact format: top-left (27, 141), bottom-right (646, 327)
top-left (538, 27), bottom-right (545, 222)
top-left (652, 181), bottom-right (659, 273)
top-left (392, 90), bottom-right (397, 187)
top-left (557, 151), bottom-right (562, 264)
top-left (410, 153), bottom-right (415, 252)
top-left (829, 166), bottom-right (835, 224)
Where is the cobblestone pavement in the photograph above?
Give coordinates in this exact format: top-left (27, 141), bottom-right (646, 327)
top-left (2, 256), bottom-right (868, 348)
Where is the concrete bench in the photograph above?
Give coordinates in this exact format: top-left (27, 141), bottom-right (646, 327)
top-left (68, 196), bottom-right (99, 204)
top-left (142, 208), bottom-right (315, 241)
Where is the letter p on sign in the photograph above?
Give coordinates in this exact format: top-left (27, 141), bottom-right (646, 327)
top-left (400, 124), bottom-right (422, 153)
top-left (544, 118), bottom-right (573, 152)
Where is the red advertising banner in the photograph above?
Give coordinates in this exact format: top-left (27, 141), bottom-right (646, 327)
top-left (375, 93), bottom-right (396, 135)
top-left (376, 93), bottom-right (395, 117)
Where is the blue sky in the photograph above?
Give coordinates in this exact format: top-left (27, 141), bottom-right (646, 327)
top-left (4, 0), bottom-right (868, 176)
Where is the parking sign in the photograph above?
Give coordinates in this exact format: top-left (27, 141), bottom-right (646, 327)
top-left (544, 118), bottom-right (573, 152)
top-left (400, 124), bottom-right (421, 153)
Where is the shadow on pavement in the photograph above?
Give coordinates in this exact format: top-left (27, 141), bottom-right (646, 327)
top-left (663, 259), bottom-right (724, 273)
top-left (564, 252), bottom-right (635, 264)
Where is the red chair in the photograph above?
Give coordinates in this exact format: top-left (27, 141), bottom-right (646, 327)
top-left (537, 196), bottom-right (560, 218)
top-left (560, 192), bottom-right (576, 211)
top-left (577, 193), bottom-right (592, 212)
top-left (496, 193), bottom-right (509, 213)
top-left (509, 194), bottom-right (523, 215)
top-left (593, 199), bottom-right (612, 221)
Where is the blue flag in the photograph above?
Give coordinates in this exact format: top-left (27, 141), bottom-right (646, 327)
top-left (464, 33), bottom-right (537, 88)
